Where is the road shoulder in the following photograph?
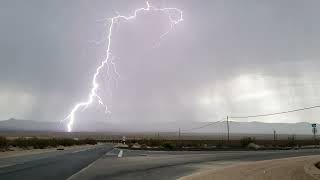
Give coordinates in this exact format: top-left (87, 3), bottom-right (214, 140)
top-left (180, 155), bottom-right (320, 180)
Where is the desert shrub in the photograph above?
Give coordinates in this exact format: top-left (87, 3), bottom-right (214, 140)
top-left (80, 138), bottom-right (97, 145)
top-left (59, 139), bottom-right (76, 146)
top-left (287, 135), bottom-right (296, 147)
top-left (9, 137), bottom-right (97, 149)
top-left (11, 138), bottom-right (30, 148)
top-left (161, 142), bottom-right (176, 150)
top-left (216, 140), bottom-right (225, 148)
top-left (240, 137), bottom-right (255, 147)
top-left (141, 144), bottom-right (148, 149)
top-left (0, 136), bottom-right (8, 148)
top-left (127, 143), bottom-right (133, 148)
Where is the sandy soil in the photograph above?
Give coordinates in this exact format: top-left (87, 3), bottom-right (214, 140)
top-left (180, 155), bottom-right (320, 180)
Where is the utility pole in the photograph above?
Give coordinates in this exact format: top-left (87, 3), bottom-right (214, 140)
top-left (178, 128), bottom-right (181, 149)
top-left (227, 116), bottom-right (230, 144)
top-left (312, 124), bottom-right (317, 148)
top-left (273, 129), bottom-right (277, 146)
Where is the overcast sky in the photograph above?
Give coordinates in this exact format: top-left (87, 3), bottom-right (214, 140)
top-left (1, 0), bottom-right (320, 130)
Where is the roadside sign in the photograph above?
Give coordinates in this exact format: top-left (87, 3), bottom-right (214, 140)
top-left (312, 127), bottom-right (317, 134)
top-left (312, 124), bottom-right (317, 128)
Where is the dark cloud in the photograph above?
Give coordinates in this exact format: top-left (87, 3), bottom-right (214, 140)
top-left (1, 0), bottom-right (320, 130)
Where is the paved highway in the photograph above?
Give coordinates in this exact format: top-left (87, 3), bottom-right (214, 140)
top-left (0, 144), bottom-right (113, 180)
top-left (71, 148), bottom-right (320, 180)
top-left (0, 145), bottom-right (319, 180)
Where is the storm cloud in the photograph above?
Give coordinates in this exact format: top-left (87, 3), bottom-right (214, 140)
top-left (1, 0), bottom-right (320, 130)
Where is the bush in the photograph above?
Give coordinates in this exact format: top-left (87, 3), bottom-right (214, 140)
top-left (9, 138), bottom-right (97, 149)
top-left (141, 144), bottom-right (148, 149)
top-left (216, 140), bottom-right (225, 148)
top-left (287, 135), bottom-right (296, 147)
top-left (161, 142), bottom-right (176, 150)
top-left (240, 137), bottom-right (255, 147)
top-left (0, 136), bottom-right (8, 149)
top-left (80, 138), bottom-right (97, 145)
top-left (11, 138), bottom-right (30, 148)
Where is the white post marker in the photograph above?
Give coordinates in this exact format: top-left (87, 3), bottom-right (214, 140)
top-left (118, 150), bottom-right (123, 158)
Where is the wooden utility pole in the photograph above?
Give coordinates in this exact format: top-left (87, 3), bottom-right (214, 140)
top-left (312, 124), bottom-right (317, 148)
top-left (227, 116), bottom-right (230, 144)
top-left (177, 128), bottom-right (181, 149)
top-left (273, 130), bottom-right (277, 146)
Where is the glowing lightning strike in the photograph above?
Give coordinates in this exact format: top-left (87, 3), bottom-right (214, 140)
top-left (63, 1), bottom-right (183, 132)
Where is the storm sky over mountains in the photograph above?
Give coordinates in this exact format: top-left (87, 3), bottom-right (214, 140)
top-left (1, 0), bottom-right (320, 131)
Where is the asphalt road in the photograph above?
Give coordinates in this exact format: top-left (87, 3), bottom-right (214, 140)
top-left (70, 148), bottom-right (320, 180)
top-left (0, 144), bottom-right (113, 180)
top-left (0, 145), bottom-right (320, 180)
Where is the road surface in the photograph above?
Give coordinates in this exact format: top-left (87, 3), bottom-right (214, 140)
top-left (70, 148), bottom-right (320, 180)
top-left (0, 144), bottom-right (113, 180)
top-left (0, 145), bottom-right (320, 180)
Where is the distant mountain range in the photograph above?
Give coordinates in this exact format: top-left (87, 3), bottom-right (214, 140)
top-left (0, 118), bottom-right (318, 135)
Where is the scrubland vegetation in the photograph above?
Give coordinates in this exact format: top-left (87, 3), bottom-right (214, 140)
top-left (111, 137), bottom-right (320, 151)
top-left (1, 134), bottom-right (318, 151)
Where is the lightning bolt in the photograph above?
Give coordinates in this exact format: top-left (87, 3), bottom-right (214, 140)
top-left (62, 1), bottom-right (183, 132)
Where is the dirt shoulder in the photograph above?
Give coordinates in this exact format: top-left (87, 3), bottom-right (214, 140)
top-left (180, 155), bottom-right (320, 180)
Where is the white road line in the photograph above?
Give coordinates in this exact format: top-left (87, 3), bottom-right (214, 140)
top-left (72, 149), bottom-right (89, 154)
top-left (0, 163), bottom-right (18, 168)
top-left (105, 148), bottom-right (118, 156)
top-left (66, 160), bottom-right (96, 180)
top-left (118, 150), bottom-right (123, 158)
top-left (67, 147), bottom-right (114, 180)
top-left (71, 146), bottom-right (98, 154)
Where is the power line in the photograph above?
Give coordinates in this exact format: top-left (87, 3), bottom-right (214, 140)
top-left (182, 118), bottom-right (226, 132)
top-left (229, 105), bottom-right (320, 119)
top-left (177, 104), bottom-right (320, 133)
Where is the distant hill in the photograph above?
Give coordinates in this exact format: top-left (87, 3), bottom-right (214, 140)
top-left (198, 121), bottom-right (316, 135)
top-left (0, 118), bottom-right (317, 135)
top-left (133, 120), bottom-right (317, 135)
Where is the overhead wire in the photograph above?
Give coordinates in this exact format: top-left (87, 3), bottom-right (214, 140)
top-left (180, 104), bottom-right (320, 132)
top-left (181, 118), bottom-right (226, 132)
top-left (229, 105), bottom-right (320, 119)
